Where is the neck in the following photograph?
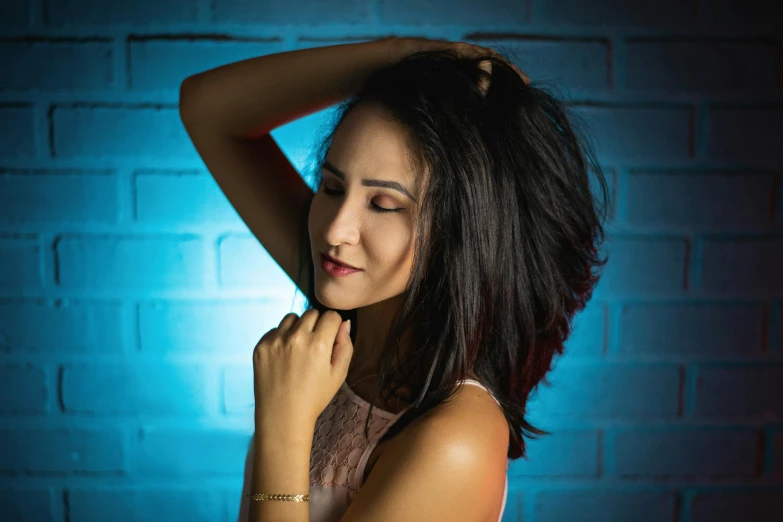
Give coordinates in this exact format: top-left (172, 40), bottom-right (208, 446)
top-left (351, 294), bottom-right (406, 377)
top-left (348, 294), bottom-right (480, 400)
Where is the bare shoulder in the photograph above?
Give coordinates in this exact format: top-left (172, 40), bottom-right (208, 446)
top-left (339, 383), bottom-right (509, 522)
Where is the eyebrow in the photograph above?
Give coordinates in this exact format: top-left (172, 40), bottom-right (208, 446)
top-left (321, 160), bottom-right (417, 202)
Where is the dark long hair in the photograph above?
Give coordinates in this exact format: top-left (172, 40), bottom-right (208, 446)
top-left (295, 46), bottom-right (610, 460)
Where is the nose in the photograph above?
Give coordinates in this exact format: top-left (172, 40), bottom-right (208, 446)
top-left (323, 195), bottom-right (360, 247)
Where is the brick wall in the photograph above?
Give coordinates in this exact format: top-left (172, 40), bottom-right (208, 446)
top-left (1, 0), bottom-right (781, 521)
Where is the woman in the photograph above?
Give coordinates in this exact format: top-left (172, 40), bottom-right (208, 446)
top-left (180, 36), bottom-right (609, 522)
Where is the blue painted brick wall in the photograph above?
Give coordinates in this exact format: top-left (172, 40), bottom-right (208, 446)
top-left (1, 1), bottom-right (782, 521)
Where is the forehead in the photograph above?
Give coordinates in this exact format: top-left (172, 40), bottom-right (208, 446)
top-left (327, 102), bottom-right (415, 184)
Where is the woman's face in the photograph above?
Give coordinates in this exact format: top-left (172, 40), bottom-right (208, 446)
top-left (309, 102), bottom-right (421, 311)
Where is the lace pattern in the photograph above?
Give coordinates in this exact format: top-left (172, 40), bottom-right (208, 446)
top-left (238, 378), bottom-right (507, 522)
top-left (309, 381), bottom-right (403, 495)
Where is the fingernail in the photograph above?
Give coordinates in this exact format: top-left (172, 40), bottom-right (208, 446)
top-left (346, 320), bottom-right (351, 336)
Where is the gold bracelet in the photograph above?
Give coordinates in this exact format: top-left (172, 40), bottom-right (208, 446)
top-left (246, 493), bottom-right (309, 502)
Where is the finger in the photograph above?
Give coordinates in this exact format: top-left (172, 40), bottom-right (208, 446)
top-left (454, 42), bottom-right (489, 60)
top-left (257, 327), bottom-right (277, 347)
top-left (291, 308), bottom-right (322, 333)
top-left (277, 312), bottom-right (299, 334)
top-left (490, 56), bottom-right (528, 86)
top-left (509, 63), bottom-right (531, 85)
top-left (477, 59), bottom-right (492, 96)
top-left (312, 310), bottom-right (344, 345)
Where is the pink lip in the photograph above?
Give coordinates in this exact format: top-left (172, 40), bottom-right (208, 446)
top-left (321, 253), bottom-right (360, 270)
top-left (320, 254), bottom-right (362, 277)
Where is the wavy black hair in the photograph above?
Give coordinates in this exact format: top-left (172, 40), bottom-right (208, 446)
top-left (295, 45), bottom-right (610, 460)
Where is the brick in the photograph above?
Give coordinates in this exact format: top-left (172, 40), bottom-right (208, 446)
top-left (0, 488), bottom-right (54, 522)
top-left (469, 38), bottom-right (609, 91)
top-left (706, 106), bottom-right (783, 163)
top-left (533, 0), bottom-right (693, 26)
top-left (0, 299), bottom-right (124, 353)
top-left (625, 170), bottom-right (774, 230)
top-left (703, 0), bottom-right (783, 25)
top-left (701, 238), bottom-right (783, 296)
top-left (528, 362), bottom-right (680, 419)
top-left (0, 104), bottom-right (36, 158)
top-left (691, 489), bottom-right (783, 522)
top-left (535, 489), bottom-right (676, 522)
top-left (55, 234), bottom-right (206, 290)
top-left (618, 303), bottom-right (764, 357)
top-left (0, 39), bottom-right (114, 90)
top-left (592, 237), bottom-right (687, 298)
top-left (0, 429), bottom-right (124, 473)
top-left (218, 234), bottom-right (300, 291)
top-left (61, 363), bottom-right (216, 414)
top-left (68, 487), bottom-right (225, 522)
top-left (0, 0), bottom-right (30, 26)
top-left (572, 105), bottom-right (692, 163)
top-left (614, 427), bottom-right (758, 477)
top-left (626, 39), bottom-right (779, 92)
top-left (0, 235), bottom-right (42, 289)
top-left (380, 0), bottom-right (524, 24)
top-left (136, 427), bottom-right (250, 475)
top-left (0, 170), bottom-right (118, 223)
top-left (46, 0), bottom-right (198, 25)
top-left (138, 299), bottom-right (288, 354)
top-left (215, 0), bottom-right (370, 24)
top-left (51, 105), bottom-right (192, 159)
top-left (510, 430), bottom-right (599, 477)
top-left (129, 38), bottom-right (282, 91)
top-left (0, 364), bottom-right (48, 413)
top-left (134, 171), bottom-right (241, 224)
top-left (694, 364), bottom-right (783, 419)
top-left (563, 303), bottom-right (605, 357)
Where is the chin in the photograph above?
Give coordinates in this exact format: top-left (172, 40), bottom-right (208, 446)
top-left (314, 284), bottom-right (356, 311)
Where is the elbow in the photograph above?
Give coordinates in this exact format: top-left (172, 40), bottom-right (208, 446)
top-left (178, 76), bottom-right (204, 123)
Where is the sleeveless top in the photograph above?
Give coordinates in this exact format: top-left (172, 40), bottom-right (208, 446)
top-left (238, 378), bottom-right (509, 522)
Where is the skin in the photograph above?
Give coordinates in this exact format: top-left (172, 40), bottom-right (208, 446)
top-left (304, 53), bottom-right (530, 395)
top-left (305, 99), bottom-right (509, 522)
top-left (308, 101), bottom-right (425, 398)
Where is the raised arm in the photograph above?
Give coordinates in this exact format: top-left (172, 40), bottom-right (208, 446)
top-left (178, 38), bottom-right (419, 298)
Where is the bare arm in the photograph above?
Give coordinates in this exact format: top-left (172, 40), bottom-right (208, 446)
top-left (179, 37), bottom-right (425, 138)
top-left (178, 38), bottom-right (433, 296)
top-left (179, 38), bottom-right (510, 522)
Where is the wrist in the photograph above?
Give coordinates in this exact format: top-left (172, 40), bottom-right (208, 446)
top-left (256, 416), bottom-right (316, 446)
top-left (249, 426), bottom-right (313, 519)
top-left (393, 36), bottom-right (453, 57)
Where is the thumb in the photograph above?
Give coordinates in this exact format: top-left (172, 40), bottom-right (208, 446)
top-left (477, 59), bottom-right (492, 96)
top-left (331, 320), bottom-right (353, 375)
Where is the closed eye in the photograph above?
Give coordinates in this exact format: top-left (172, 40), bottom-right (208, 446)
top-left (322, 185), bottom-right (404, 214)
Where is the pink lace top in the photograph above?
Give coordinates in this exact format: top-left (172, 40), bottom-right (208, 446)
top-left (238, 378), bottom-right (508, 522)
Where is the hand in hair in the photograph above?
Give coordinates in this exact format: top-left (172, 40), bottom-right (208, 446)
top-left (393, 36), bottom-right (531, 86)
top-left (456, 42), bottom-right (531, 87)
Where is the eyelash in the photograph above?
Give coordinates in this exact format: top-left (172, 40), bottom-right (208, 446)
top-left (321, 185), bottom-right (403, 214)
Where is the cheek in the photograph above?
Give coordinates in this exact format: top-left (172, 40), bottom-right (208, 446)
top-left (366, 223), bottom-right (415, 268)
